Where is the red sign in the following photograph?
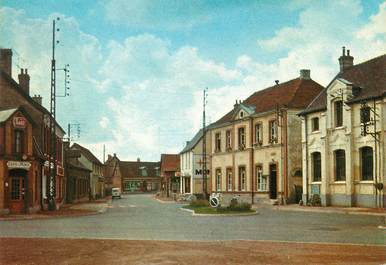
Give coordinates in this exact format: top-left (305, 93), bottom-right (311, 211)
top-left (13, 117), bottom-right (27, 128)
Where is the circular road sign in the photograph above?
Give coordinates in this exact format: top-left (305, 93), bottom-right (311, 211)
top-left (210, 197), bottom-right (220, 208)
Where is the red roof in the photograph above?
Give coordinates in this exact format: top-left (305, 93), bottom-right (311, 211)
top-left (160, 154), bottom-right (180, 172)
top-left (213, 77), bottom-right (324, 126)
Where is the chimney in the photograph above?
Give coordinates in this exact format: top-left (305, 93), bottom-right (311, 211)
top-left (275, 80), bottom-right (279, 85)
top-left (107, 154), bottom-right (112, 160)
top-left (299, 69), bottom-right (311, 80)
top-left (32, 94), bottom-right (42, 105)
top-left (0, 49), bottom-right (12, 76)
top-left (18, 68), bottom-right (30, 95)
top-left (338, 46), bottom-right (354, 72)
top-left (234, 100), bottom-right (240, 109)
top-left (137, 158), bottom-right (140, 162)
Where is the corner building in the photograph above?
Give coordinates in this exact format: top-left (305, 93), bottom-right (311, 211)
top-left (210, 70), bottom-right (324, 205)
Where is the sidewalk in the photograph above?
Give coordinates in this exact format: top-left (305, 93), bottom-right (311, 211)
top-left (253, 203), bottom-right (386, 217)
top-left (0, 198), bottom-right (111, 221)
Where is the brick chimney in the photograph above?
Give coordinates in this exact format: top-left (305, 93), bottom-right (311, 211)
top-left (18, 68), bottom-right (30, 95)
top-left (299, 69), bottom-right (311, 80)
top-left (338, 46), bottom-right (354, 72)
top-left (32, 94), bottom-right (42, 105)
top-left (0, 49), bottom-right (12, 76)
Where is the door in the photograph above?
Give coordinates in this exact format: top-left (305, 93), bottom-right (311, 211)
top-left (269, 164), bottom-right (277, 199)
top-left (9, 176), bottom-right (25, 213)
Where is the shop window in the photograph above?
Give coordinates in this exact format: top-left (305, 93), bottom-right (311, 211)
top-left (312, 117), bottom-right (319, 132)
top-left (335, 149), bottom-right (346, 181)
top-left (335, 100), bottom-right (343, 127)
top-left (312, 152), bottom-right (321, 182)
top-left (361, 147), bottom-right (373, 180)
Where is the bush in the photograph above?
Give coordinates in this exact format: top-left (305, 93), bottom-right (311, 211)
top-left (227, 201), bottom-right (252, 211)
top-left (310, 194), bottom-right (321, 206)
top-left (189, 199), bottom-right (209, 207)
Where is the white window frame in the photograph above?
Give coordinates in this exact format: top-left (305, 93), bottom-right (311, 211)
top-left (227, 168), bottom-right (232, 191)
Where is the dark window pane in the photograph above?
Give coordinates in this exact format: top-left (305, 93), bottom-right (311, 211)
top-left (312, 152), bottom-right (321, 181)
top-left (335, 101), bottom-right (343, 127)
top-left (361, 147), bottom-right (373, 180)
top-left (335, 149), bottom-right (346, 181)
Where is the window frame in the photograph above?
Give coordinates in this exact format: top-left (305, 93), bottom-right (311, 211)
top-left (312, 152), bottom-right (321, 182)
top-left (14, 129), bottom-right (24, 154)
top-left (238, 127), bottom-right (246, 149)
top-left (226, 167), bottom-right (233, 191)
top-left (311, 117), bottom-right (319, 132)
top-left (238, 166), bottom-right (246, 191)
top-left (334, 149), bottom-right (346, 181)
top-left (254, 123), bottom-right (263, 144)
top-left (225, 130), bottom-right (232, 150)
top-left (256, 165), bottom-right (267, 191)
top-left (215, 168), bottom-right (222, 191)
top-left (269, 120), bottom-right (278, 143)
top-left (334, 100), bottom-right (343, 127)
top-left (215, 132), bottom-right (221, 152)
top-left (360, 146), bottom-right (373, 181)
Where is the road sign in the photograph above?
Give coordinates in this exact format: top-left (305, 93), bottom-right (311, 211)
top-left (210, 197), bottom-right (219, 208)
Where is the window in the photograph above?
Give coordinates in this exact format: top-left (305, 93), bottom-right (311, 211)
top-left (312, 117), bottom-right (319, 132)
top-left (140, 167), bottom-right (148, 177)
top-left (312, 152), bottom-right (321, 182)
top-left (238, 166), bottom-right (246, 191)
top-left (255, 123), bottom-right (263, 144)
top-left (226, 168), bottom-right (233, 191)
top-left (360, 105), bottom-right (371, 124)
top-left (14, 130), bottom-right (24, 154)
top-left (335, 100), bottom-right (343, 127)
top-left (226, 130), bottom-right (231, 150)
top-left (215, 132), bottom-right (221, 152)
top-left (215, 168), bottom-right (221, 191)
top-left (256, 165), bottom-right (267, 191)
top-left (155, 168), bottom-right (160, 177)
top-left (361, 147), bottom-right (373, 180)
top-left (240, 111), bottom-right (244, 118)
top-left (335, 149), bottom-right (346, 181)
top-left (269, 120), bottom-right (278, 143)
top-left (238, 127), bottom-right (246, 149)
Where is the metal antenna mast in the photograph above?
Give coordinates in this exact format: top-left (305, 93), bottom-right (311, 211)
top-left (48, 17), bottom-right (60, 211)
top-left (202, 88), bottom-right (208, 200)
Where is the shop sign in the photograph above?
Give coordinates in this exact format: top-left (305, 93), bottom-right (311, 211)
top-left (7, 161), bottom-right (31, 170)
top-left (13, 117), bottom-right (27, 129)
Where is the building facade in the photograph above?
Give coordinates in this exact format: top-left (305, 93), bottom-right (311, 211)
top-left (300, 49), bottom-right (385, 208)
top-left (104, 154), bottom-right (160, 194)
top-left (70, 143), bottom-right (104, 199)
top-left (210, 70), bottom-right (324, 205)
top-left (160, 154), bottom-right (180, 197)
top-left (0, 48), bottom-right (66, 212)
top-left (179, 129), bottom-right (211, 196)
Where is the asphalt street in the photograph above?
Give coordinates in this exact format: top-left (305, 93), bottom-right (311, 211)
top-left (0, 194), bottom-right (384, 245)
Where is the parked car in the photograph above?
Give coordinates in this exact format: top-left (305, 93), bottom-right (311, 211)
top-left (112, 187), bottom-right (121, 199)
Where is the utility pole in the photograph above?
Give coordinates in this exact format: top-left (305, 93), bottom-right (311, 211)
top-left (48, 17), bottom-right (60, 211)
top-left (202, 88), bottom-right (208, 200)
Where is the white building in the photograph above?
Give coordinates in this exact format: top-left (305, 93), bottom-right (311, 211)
top-left (300, 48), bottom-right (385, 208)
top-left (179, 129), bottom-right (211, 195)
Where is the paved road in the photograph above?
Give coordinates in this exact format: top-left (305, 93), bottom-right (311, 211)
top-left (0, 194), bottom-right (384, 245)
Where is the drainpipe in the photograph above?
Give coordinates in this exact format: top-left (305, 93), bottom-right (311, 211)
top-left (250, 117), bottom-right (254, 204)
top-left (304, 115), bottom-right (309, 205)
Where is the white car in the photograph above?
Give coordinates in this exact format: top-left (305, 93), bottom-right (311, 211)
top-left (112, 187), bottom-right (121, 199)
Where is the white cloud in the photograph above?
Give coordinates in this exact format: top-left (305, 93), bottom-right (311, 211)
top-left (99, 116), bottom-right (109, 128)
top-left (357, 2), bottom-right (386, 40)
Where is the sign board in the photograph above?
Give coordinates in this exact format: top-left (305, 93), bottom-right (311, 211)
top-left (311, 184), bottom-right (320, 195)
top-left (7, 161), bottom-right (31, 170)
top-left (193, 156), bottom-right (210, 179)
top-left (13, 117), bottom-right (27, 129)
top-left (210, 197), bottom-right (220, 208)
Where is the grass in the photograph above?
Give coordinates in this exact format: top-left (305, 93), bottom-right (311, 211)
top-left (182, 205), bottom-right (255, 215)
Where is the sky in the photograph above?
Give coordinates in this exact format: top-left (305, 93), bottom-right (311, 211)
top-left (1, 0), bottom-right (385, 162)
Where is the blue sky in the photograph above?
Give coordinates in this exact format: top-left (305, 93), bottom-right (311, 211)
top-left (1, 0), bottom-right (385, 161)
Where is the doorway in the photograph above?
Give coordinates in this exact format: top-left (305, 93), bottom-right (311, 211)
top-left (9, 169), bottom-right (27, 213)
top-left (269, 164), bottom-right (277, 199)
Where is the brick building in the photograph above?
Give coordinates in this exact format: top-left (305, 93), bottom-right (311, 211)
top-left (160, 154), bottom-right (180, 197)
top-left (0, 48), bottom-right (66, 212)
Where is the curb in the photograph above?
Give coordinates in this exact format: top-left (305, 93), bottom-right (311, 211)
top-left (180, 207), bottom-right (259, 217)
top-left (154, 197), bottom-right (177, 204)
top-left (270, 206), bottom-right (386, 217)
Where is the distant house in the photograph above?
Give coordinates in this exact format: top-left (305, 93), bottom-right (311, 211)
top-left (70, 143), bottom-right (104, 199)
top-left (104, 154), bottom-right (160, 194)
top-left (160, 154), bottom-right (180, 197)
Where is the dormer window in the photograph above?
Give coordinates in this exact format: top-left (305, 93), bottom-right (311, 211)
top-left (14, 130), bottom-right (24, 154)
top-left (240, 111), bottom-right (244, 118)
top-left (334, 100), bottom-right (343, 127)
top-left (311, 117), bottom-right (319, 132)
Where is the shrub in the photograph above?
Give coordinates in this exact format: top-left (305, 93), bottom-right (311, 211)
top-left (310, 194), bottom-right (321, 206)
top-left (227, 201), bottom-right (252, 211)
top-left (189, 199), bottom-right (209, 207)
